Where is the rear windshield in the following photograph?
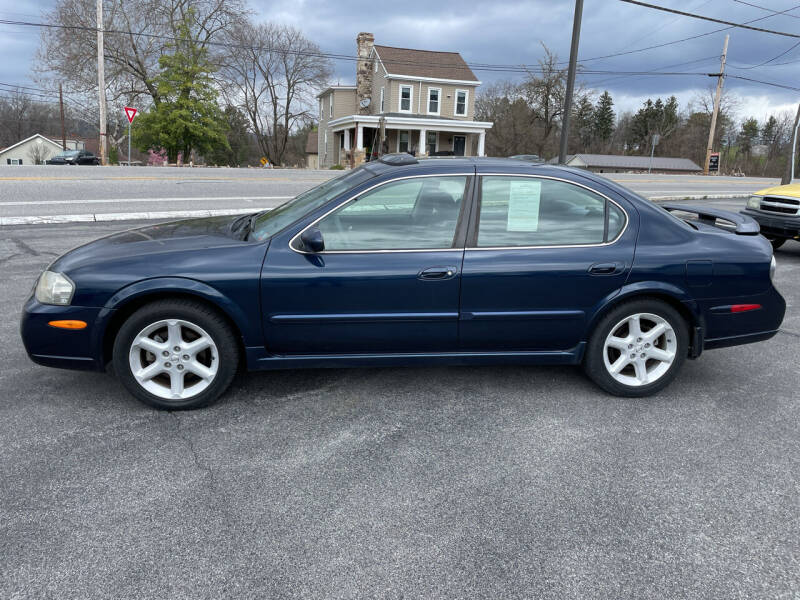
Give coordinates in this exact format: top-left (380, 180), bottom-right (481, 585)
top-left (249, 167), bottom-right (375, 241)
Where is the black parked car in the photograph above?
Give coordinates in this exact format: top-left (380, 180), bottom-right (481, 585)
top-left (47, 150), bottom-right (100, 165)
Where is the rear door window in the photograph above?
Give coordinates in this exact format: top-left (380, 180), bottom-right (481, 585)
top-left (476, 176), bottom-right (625, 247)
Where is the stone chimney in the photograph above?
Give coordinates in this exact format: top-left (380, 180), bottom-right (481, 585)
top-left (356, 32), bottom-right (374, 115)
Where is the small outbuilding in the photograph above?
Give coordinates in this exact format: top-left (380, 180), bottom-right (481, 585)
top-left (554, 153), bottom-right (702, 174)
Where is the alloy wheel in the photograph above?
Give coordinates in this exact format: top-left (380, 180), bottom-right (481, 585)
top-left (127, 319), bottom-right (219, 400)
top-left (602, 312), bottom-right (677, 387)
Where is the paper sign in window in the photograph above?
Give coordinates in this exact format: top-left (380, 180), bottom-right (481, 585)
top-left (507, 180), bottom-right (541, 231)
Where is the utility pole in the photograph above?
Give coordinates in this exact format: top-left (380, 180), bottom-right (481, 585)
top-left (703, 34), bottom-right (729, 176)
top-left (96, 0), bottom-right (107, 166)
top-left (58, 83), bottom-right (66, 150)
top-left (559, 0), bottom-right (584, 164)
top-left (782, 102), bottom-right (800, 184)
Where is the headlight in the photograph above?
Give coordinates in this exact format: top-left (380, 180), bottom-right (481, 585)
top-left (770, 255), bottom-right (777, 282)
top-left (747, 195), bottom-right (761, 209)
top-left (35, 271), bottom-right (75, 305)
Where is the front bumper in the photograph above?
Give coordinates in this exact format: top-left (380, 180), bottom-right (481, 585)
top-left (20, 296), bottom-right (113, 372)
top-left (741, 208), bottom-right (800, 240)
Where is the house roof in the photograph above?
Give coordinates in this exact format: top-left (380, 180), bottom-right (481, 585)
top-left (305, 130), bottom-right (318, 154)
top-left (554, 153), bottom-right (702, 172)
top-left (374, 45), bottom-right (478, 82)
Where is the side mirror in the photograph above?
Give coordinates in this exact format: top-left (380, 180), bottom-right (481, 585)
top-left (300, 227), bottom-right (325, 253)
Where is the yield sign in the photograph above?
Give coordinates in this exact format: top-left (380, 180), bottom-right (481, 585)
top-left (123, 106), bottom-right (138, 123)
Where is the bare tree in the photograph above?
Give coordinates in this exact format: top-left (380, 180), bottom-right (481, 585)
top-left (521, 44), bottom-right (586, 158)
top-left (219, 21), bottom-right (331, 165)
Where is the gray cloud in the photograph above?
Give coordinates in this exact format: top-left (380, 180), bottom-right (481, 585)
top-left (2, 0), bottom-right (798, 116)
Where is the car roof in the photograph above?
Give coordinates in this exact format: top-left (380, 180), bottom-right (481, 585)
top-left (363, 156), bottom-right (575, 177)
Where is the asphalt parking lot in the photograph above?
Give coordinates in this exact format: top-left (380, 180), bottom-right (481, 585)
top-left (2, 214), bottom-right (799, 599)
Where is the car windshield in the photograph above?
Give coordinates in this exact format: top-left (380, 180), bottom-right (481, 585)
top-left (249, 167), bottom-right (375, 241)
top-left (56, 150), bottom-right (80, 158)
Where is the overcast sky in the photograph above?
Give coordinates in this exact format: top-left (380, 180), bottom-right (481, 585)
top-left (1, 0), bottom-right (798, 120)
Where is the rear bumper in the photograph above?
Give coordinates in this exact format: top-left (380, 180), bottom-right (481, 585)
top-left (695, 286), bottom-right (786, 350)
top-left (741, 208), bottom-right (800, 239)
top-left (19, 296), bottom-right (112, 372)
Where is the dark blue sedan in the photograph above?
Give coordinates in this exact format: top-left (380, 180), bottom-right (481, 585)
top-left (21, 156), bottom-right (785, 409)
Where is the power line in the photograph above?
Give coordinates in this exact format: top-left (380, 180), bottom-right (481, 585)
top-left (731, 0), bottom-right (800, 19)
top-left (617, 0), bottom-right (800, 38)
top-left (729, 39), bottom-right (800, 69)
top-left (566, 4), bottom-right (800, 65)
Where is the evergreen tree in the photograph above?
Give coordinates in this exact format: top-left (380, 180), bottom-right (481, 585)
top-left (592, 91), bottom-right (615, 147)
top-left (132, 10), bottom-right (228, 163)
top-left (573, 96), bottom-right (595, 151)
top-left (738, 117), bottom-right (760, 155)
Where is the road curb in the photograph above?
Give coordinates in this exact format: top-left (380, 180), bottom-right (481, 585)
top-left (0, 194), bottom-right (751, 226)
top-left (0, 207), bottom-right (263, 226)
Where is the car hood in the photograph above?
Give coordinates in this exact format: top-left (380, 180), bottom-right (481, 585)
top-left (754, 183), bottom-right (800, 198)
top-left (51, 213), bottom-right (257, 272)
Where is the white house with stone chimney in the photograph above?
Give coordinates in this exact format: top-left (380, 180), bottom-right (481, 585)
top-left (315, 33), bottom-right (493, 168)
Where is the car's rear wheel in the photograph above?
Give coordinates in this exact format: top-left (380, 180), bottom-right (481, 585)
top-left (583, 299), bottom-right (688, 397)
top-left (113, 299), bottom-right (239, 410)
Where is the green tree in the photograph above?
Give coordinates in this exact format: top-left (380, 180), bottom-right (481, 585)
top-left (133, 11), bottom-right (228, 163)
top-left (592, 91), bottom-right (615, 148)
top-left (630, 96), bottom-right (680, 153)
top-left (208, 105), bottom-right (254, 166)
top-left (738, 117), bottom-right (760, 156)
top-left (572, 96), bottom-right (595, 151)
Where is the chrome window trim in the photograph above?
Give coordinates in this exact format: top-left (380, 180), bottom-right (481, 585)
top-left (466, 173), bottom-right (630, 250)
top-left (289, 173), bottom-right (474, 255)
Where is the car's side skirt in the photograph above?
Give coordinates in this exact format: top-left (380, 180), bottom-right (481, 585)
top-left (246, 343), bottom-right (587, 371)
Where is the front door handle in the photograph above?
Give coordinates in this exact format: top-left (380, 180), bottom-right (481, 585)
top-left (589, 262), bottom-right (623, 275)
top-left (419, 266), bottom-right (458, 280)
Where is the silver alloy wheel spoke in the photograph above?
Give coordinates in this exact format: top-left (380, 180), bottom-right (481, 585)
top-left (128, 319), bottom-right (219, 401)
top-left (602, 312), bottom-right (677, 387)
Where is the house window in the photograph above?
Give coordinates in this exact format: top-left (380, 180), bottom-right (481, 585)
top-left (7, 158), bottom-right (21, 165)
top-left (426, 131), bottom-right (437, 155)
top-left (399, 85), bottom-right (412, 112)
top-left (329, 94), bottom-right (333, 118)
top-left (380, 87), bottom-right (385, 113)
top-left (398, 130), bottom-right (410, 153)
top-left (455, 90), bottom-right (468, 116)
top-left (427, 88), bottom-right (441, 115)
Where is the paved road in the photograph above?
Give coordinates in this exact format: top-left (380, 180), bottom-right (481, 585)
top-left (1, 210), bottom-right (799, 599)
top-left (0, 165), bottom-right (780, 224)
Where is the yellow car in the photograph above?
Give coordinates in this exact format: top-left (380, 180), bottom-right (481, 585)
top-left (742, 183), bottom-right (800, 250)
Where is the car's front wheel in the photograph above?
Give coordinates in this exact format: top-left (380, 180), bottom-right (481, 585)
top-left (113, 299), bottom-right (239, 410)
top-left (583, 299), bottom-right (688, 397)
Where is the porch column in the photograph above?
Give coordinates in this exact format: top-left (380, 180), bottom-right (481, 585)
top-left (419, 128), bottom-right (427, 157)
top-left (356, 125), bottom-right (364, 150)
top-left (344, 128), bottom-right (351, 151)
top-left (477, 131), bottom-right (486, 157)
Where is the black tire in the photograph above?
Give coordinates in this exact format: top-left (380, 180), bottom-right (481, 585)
top-left (583, 298), bottom-right (688, 397)
top-left (768, 237), bottom-right (786, 251)
top-left (112, 299), bottom-right (240, 410)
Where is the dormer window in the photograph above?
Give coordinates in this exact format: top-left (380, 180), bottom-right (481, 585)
top-left (427, 88), bottom-right (441, 115)
top-left (399, 85), bottom-right (412, 113)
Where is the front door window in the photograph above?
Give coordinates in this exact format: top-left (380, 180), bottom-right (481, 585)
top-left (313, 176), bottom-right (468, 251)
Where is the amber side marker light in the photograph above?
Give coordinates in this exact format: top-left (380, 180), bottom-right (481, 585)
top-left (48, 320), bottom-right (87, 330)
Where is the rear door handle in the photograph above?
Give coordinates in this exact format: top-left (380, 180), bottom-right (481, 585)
top-left (589, 262), bottom-right (622, 275)
top-left (419, 266), bottom-right (458, 280)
